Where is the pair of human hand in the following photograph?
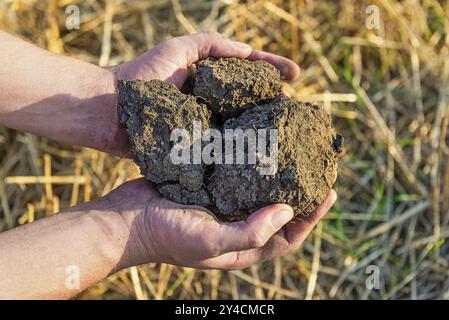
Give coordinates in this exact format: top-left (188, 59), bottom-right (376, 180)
top-left (100, 32), bottom-right (336, 270)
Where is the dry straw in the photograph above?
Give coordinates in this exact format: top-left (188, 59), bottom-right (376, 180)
top-left (1, 0), bottom-right (449, 299)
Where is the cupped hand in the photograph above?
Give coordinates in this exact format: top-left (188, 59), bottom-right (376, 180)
top-left (109, 179), bottom-right (336, 270)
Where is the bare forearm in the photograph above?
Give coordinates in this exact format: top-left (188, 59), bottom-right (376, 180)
top-left (0, 202), bottom-right (131, 299)
top-left (0, 31), bottom-right (126, 155)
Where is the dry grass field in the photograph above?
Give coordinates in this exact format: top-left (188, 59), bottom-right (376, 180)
top-left (1, 0), bottom-right (449, 299)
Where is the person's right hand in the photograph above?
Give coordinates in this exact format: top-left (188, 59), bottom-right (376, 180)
top-left (103, 179), bottom-right (336, 270)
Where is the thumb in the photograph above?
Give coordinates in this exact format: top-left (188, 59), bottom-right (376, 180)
top-left (209, 204), bottom-right (294, 256)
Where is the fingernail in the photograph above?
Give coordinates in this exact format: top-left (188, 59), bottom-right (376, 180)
top-left (232, 41), bottom-right (252, 52)
top-left (271, 209), bottom-right (293, 229)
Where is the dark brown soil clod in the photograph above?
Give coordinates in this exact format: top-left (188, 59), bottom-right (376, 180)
top-left (118, 57), bottom-right (342, 221)
top-left (193, 57), bottom-right (282, 118)
top-left (208, 96), bottom-right (341, 221)
top-left (117, 79), bottom-right (212, 206)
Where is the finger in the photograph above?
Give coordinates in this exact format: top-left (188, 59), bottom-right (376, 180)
top-left (206, 204), bottom-right (294, 256)
top-left (247, 50), bottom-right (300, 80)
top-left (201, 240), bottom-right (283, 270)
top-left (285, 189), bottom-right (337, 246)
top-left (176, 32), bottom-right (252, 65)
top-left (203, 190), bottom-right (337, 270)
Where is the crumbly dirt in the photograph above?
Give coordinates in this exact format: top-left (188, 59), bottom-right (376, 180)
top-left (208, 96), bottom-right (342, 221)
top-left (118, 58), bottom-right (342, 221)
top-left (193, 57), bottom-right (282, 118)
top-left (117, 79), bottom-right (212, 206)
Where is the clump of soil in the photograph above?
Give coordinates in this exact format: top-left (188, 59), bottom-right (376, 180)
top-left (208, 96), bottom-right (342, 221)
top-left (118, 57), bottom-right (342, 221)
top-left (193, 57), bottom-right (282, 118)
top-left (117, 79), bottom-right (212, 207)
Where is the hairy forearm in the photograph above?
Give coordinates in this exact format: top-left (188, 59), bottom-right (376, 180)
top-left (0, 31), bottom-right (126, 155)
top-left (0, 201), bottom-right (132, 299)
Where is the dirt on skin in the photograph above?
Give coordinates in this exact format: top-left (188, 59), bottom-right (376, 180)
top-left (193, 57), bottom-right (283, 118)
top-left (208, 96), bottom-right (342, 221)
top-left (117, 79), bottom-right (212, 207)
top-left (118, 57), bottom-right (343, 221)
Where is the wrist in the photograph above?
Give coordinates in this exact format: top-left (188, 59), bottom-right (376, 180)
top-left (115, 208), bottom-right (155, 270)
top-left (73, 202), bottom-right (130, 274)
top-left (85, 68), bottom-right (130, 156)
top-left (76, 198), bottom-right (141, 273)
top-left (90, 180), bottom-right (161, 270)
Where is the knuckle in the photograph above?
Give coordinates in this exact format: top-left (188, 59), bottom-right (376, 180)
top-left (168, 37), bottom-right (183, 47)
top-left (248, 230), bottom-right (266, 248)
top-left (199, 233), bottom-right (221, 257)
top-left (206, 31), bottom-right (219, 37)
top-left (201, 31), bottom-right (224, 40)
top-left (206, 244), bottom-right (221, 257)
top-left (156, 37), bottom-right (179, 52)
